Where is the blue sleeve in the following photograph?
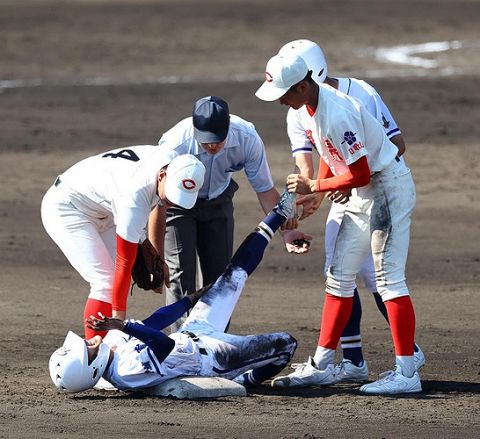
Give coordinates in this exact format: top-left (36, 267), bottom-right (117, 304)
top-left (141, 297), bottom-right (192, 330)
top-left (123, 321), bottom-right (175, 363)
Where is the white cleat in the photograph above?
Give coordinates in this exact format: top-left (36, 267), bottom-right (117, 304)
top-left (271, 357), bottom-right (338, 388)
top-left (275, 187), bottom-right (297, 220)
top-left (359, 366), bottom-right (422, 395)
top-left (334, 359), bottom-right (369, 383)
top-left (414, 344), bottom-right (426, 371)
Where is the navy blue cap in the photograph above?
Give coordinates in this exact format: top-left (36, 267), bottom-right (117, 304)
top-left (192, 96), bottom-right (230, 144)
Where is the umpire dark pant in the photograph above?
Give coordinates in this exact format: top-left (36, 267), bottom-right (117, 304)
top-left (164, 179), bottom-right (239, 332)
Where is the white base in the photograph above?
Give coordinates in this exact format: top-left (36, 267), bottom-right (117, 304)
top-left (143, 376), bottom-right (247, 399)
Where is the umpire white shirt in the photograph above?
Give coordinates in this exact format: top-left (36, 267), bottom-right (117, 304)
top-left (158, 115), bottom-right (274, 200)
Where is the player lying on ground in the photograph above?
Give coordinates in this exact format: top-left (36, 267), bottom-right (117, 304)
top-left (49, 191), bottom-right (309, 392)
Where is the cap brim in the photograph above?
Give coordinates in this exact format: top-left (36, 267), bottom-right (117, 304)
top-left (255, 81), bottom-right (290, 101)
top-left (166, 185), bottom-right (198, 209)
top-left (193, 127), bottom-right (228, 144)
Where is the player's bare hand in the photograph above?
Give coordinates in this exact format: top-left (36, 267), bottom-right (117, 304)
top-left (86, 312), bottom-right (125, 331)
top-left (327, 190), bottom-right (351, 204)
top-left (85, 335), bottom-right (103, 348)
top-left (296, 193), bottom-right (325, 221)
top-left (282, 229), bottom-right (313, 254)
top-left (186, 283), bottom-right (212, 305)
top-left (281, 216), bottom-right (299, 231)
top-left (286, 174), bottom-right (316, 195)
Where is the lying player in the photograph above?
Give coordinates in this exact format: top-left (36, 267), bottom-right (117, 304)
top-left (49, 190), bottom-right (309, 392)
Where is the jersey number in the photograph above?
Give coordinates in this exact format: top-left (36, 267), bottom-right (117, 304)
top-left (102, 149), bottom-right (140, 162)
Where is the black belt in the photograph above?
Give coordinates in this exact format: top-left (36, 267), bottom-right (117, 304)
top-left (181, 331), bottom-right (208, 356)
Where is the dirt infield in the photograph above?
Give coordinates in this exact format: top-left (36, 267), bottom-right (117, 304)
top-left (1, 1), bottom-right (479, 438)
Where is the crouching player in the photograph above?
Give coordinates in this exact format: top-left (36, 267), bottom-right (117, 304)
top-left (49, 191), bottom-right (310, 392)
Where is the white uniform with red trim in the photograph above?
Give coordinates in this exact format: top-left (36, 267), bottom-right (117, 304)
top-left (288, 78), bottom-right (403, 293)
top-left (290, 84), bottom-right (415, 300)
top-left (41, 145), bottom-right (177, 304)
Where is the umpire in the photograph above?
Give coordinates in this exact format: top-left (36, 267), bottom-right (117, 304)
top-left (158, 96), bottom-right (290, 331)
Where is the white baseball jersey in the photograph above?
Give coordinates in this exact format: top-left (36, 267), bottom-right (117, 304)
top-left (58, 145), bottom-right (177, 243)
top-left (288, 77), bottom-right (401, 160)
top-left (103, 329), bottom-right (202, 390)
top-left (288, 84), bottom-right (398, 176)
top-left (158, 115), bottom-right (274, 200)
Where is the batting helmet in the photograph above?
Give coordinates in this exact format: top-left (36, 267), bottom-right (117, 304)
top-left (49, 331), bottom-right (110, 392)
top-left (278, 39), bottom-right (328, 85)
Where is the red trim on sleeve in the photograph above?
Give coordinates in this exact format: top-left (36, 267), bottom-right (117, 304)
top-left (111, 235), bottom-right (138, 312)
top-left (314, 155), bottom-right (371, 192)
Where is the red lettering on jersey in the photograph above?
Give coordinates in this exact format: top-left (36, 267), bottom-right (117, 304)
top-left (324, 138), bottom-right (344, 162)
top-left (305, 130), bottom-right (316, 146)
top-left (348, 142), bottom-right (365, 155)
top-left (265, 72), bottom-right (273, 82)
top-left (182, 179), bottom-right (196, 190)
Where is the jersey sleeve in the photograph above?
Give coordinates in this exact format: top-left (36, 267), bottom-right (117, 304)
top-left (115, 187), bottom-right (155, 244)
top-left (287, 108), bottom-right (313, 157)
top-left (365, 94), bottom-right (401, 139)
top-left (122, 321), bottom-right (175, 364)
top-left (328, 105), bottom-right (368, 166)
top-left (141, 297), bottom-right (193, 330)
top-left (242, 131), bottom-right (274, 193)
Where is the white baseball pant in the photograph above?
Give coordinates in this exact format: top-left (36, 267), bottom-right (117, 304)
top-left (326, 159), bottom-right (416, 301)
top-left (41, 184), bottom-right (116, 303)
top-left (179, 266), bottom-right (296, 379)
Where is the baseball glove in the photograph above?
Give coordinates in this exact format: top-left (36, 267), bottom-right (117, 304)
top-left (131, 239), bottom-right (165, 291)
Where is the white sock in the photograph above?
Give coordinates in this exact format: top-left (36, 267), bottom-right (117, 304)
top-left (313, 346), bottom-right (335, 370)
top-left (396, 355), bottom-right (415, 378)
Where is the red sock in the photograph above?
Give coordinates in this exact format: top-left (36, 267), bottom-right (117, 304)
top-left (83, 298), bottom-right (112, 339)
top-left (318, 294), bottom-right (354, 349)
top-left (384, 296), bottom-right (415, 356)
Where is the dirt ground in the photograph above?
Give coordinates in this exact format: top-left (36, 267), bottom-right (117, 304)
top-left (1, 0), bottom-right (479, 438)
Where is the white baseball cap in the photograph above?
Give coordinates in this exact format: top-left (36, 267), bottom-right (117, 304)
top-left (278, 39), bottom-right (328, 85)
top-left (255, 54), bottom-right (309, 102)
top-left (165, 154), bottom-right (205, 209)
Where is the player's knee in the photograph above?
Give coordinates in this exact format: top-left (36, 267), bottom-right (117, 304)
top-left (376, 280), bottom-right (410, 301)
top-left (325, 273), bottom-right (356, 297)
top-left (285, 333), bottom-right (298, 356)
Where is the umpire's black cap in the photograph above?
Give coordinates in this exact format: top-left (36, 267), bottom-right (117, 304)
top-left (192, 96), bottom-right (230, 144)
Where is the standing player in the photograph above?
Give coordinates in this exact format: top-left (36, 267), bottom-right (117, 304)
top-left (157, 96), bottom-right (304, 331)
top-left (277, 40), bottom-right (424, 382)
top-left (48, 194), bottom-right (299, 393)
top-left (256, 54), bottom-right (421, 394)
top-left (41, 146), bottom-right (205, 339)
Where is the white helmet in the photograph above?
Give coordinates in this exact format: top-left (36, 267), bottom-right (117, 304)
top-left (278, 39), bottom-right (328, 85)
top-left (49, 331), bottom-right (111, 393)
